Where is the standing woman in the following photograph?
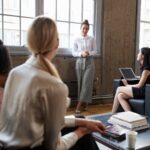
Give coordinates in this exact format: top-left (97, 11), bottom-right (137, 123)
top-left (72, 20), bottom-right (97, 113)
top-left (0, 40), bottom-right (12, 109)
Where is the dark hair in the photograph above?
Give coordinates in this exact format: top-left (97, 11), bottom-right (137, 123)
top-left (141, 47), bottom-right (150, 68)
top-left (0, 40), bottom-right (3, 45)
top-left (0, 40), bottom-right (12, 75)
top-left (81, 20), bottom-right (90, 28)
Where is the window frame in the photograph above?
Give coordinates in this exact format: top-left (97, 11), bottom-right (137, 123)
top-left (136, 0), bottom-right (141, 53)
top-left (0, 0), bottom-right (103, 57)
top-left (0, 0), bottom-right (36, 46)
top-left (135, 0), bottom-right (150, 73)
top-left (136, 0), bottom-right (150, 51)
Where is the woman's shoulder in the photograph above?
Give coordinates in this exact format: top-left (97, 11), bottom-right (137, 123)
top-left (86, 36), bottom-right (96, 42)
top-left (39, 74), bottom-right (68, 92)
top-left (88, 35), bottom-right (94, 38)
top-left (141, 67), bottom-right (150, 77)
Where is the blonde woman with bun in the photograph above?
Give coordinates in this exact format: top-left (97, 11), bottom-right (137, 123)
top-left (0, 16), bottom-right (105, 150)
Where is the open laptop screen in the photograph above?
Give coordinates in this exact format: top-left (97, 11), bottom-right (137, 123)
top-left (119, 68), bottom-right (137, 80)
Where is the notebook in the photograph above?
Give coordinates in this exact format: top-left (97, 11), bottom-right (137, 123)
top-left (119, 68), bottom-right (137, 80)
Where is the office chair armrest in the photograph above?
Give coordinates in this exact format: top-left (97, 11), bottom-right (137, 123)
top-left (145, 84), bottom-right (150, 118)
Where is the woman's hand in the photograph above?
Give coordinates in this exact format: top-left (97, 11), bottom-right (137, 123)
top-left (85, 119), bottom-right (106, 134)
top-left (81, 50), bottom-right (89, 57)
top-left (74, 120), bottom-right (106, 139)
top-left (75, 118), bottom-right (105, 134)
top-left (74, 119), bottom-right (106, 139)
top-left (84, 50), bottom-right (89, 56)
top-left (121, 79), bottom-right (128, 86)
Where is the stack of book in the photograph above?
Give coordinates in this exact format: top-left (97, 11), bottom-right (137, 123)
top-left (108, 111), bottom-right (149, 131)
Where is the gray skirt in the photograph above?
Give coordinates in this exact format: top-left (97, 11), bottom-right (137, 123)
top-left (76, 57), bottom-right (95, 103)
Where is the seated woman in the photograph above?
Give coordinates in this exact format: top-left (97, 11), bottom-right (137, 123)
top-left (0, 40), bottom-right (12, 109)
top-left (0, 16), bottom-right (105, 150)
top-left (112, 47), bottom-right (150, 113)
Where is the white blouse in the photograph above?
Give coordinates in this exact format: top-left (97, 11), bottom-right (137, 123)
top-left (72, 35), bottom-right (97, 57)
top-left (0, 56), bottom-right (78, 150)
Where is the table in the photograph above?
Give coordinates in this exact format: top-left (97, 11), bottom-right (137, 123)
top-left (87, 113), bottom-right (150, 150)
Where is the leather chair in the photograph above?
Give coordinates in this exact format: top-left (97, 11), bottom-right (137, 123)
top-left (113, 79), bottom-right (150, 118)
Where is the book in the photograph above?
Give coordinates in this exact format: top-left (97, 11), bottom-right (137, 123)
top-left (105, 124), bottom-right (129, 135)
top-left (108, 118), bottom-right (149, 131)
top-left (112, 111), bottom-right (146, 123)
top-left (108, 111), bottom-right (149, 130)
top-left (108, 116), bottom-right (148, 129)
top-left (102, 124), bottom-right (127, 141)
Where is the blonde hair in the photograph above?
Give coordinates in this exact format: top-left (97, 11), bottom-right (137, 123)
top-left (27, 16), bottom-right (60, 78)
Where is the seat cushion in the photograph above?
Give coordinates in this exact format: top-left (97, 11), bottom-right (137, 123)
top-left (117, 99), bottom-right (145, 115)
top-left (129, 99), bottom-right (145, 115)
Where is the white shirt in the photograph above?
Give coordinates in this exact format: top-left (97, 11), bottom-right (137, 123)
top-left (72, 35), bottom-right (97, 57)
top-left (0, 56), bottom-right (78, 150)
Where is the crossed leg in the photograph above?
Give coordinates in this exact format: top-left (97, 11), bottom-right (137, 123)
top-left (112, 86), bottom-right (133, 113)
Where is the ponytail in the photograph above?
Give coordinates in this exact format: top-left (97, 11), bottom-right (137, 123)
top-left (36, 54), bottom-right (61, 79)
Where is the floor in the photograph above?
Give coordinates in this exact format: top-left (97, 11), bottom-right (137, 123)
top-left (66, 102), bottom-right (113, 150)
top-left (66, 103), bottom-right (113, 116)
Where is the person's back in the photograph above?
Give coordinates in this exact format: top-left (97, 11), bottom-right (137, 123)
top-left (0, 16), bottom-right (105, 150)
top-left (0, 56), bottom-right (68, 149)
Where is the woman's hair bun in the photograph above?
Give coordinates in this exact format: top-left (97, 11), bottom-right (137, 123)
top-left (81, 19), bottom-right (89, 27)
top-left (84, 20), bottom-right (89, 24)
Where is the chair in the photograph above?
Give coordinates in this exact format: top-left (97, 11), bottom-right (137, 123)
top-left (113, 79), bottom-right (150, 118)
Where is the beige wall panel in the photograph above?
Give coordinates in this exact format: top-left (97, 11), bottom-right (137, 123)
top-left (101, 0), bottom-right (137, 95)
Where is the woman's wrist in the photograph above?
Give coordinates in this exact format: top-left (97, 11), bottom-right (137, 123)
top-left (75, 118), bottom-right (88, 127)
top-left (74, 127), bottom-right (90, 139)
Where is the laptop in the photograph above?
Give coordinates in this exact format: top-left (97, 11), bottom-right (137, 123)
top-left (119, 68), bottom-right (137, 80)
